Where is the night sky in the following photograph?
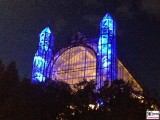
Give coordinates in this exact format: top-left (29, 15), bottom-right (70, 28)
top-left (0, 0), bottom-right (160, 96)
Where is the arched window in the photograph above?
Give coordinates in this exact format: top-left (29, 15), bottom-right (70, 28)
top-left (50, 46), bottom-right (96, 85)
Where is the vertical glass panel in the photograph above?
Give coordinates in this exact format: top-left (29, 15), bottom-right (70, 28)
top-left (98, 13), bottom-right (117, 84)
top-left (32, 27), bottom-right (54, 82)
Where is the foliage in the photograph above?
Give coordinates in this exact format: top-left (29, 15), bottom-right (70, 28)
top-left (0, 61), bottom-right (159, 120)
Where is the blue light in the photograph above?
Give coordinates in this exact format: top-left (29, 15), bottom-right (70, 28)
top-left (32, 27), bottom-right (54, 82)
top-left (96, 99), bottom-right (104, 107)
top-left (98, 13), bottom-right (117, 82)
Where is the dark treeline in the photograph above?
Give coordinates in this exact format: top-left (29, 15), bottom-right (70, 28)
top-left (0, 60), bottom-right (159, 120)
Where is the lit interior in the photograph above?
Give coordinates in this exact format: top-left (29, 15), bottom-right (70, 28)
top-left (51, 46), bottom-right (96, 85)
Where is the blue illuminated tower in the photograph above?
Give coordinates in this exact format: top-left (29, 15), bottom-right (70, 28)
top-left (32, 27), bottom-right (54, 82)
top-left (98, 13), bottom-right (117, 86)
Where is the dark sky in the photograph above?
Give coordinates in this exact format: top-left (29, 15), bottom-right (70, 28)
top-left (0, 0), bottom-right (160, 96)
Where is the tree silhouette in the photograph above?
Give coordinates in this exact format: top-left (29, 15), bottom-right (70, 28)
top-left (0, 61), bottom-right (159, 120)
top-left (0, 60), bottom-right (5, 80)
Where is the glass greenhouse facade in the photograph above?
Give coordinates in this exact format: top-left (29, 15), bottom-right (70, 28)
top-left (32, 13), bottom-right (142, 91)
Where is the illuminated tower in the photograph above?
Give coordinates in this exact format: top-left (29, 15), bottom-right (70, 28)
top-left (98, 13), bottom-right (117, 86)
top-left (32, 27), bottom-right (54, 82)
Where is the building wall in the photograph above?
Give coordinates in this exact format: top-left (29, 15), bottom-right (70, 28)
top-left (48, 44), bottom-right (143, 92)
top-left (117, 60), bottom-right (143, 92)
